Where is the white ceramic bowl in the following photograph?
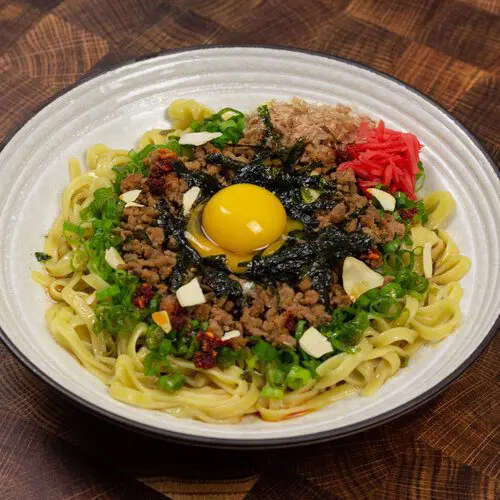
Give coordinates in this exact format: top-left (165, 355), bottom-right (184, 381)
top-left (0, 46), bottom-right (499, 448)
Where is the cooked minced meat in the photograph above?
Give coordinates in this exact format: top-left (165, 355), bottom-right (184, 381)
top-left (121, 173), bottom-right (144, 193)
top-left (317, 202), bottom-right (347, 227)
top-left (360, 206), bottom-right (405, 243)
top-left (317, 199), bottom-right (404, 244)
top-left (114, 99), bottom-right (405, 348)
top-left (330, 168), bottom-right (358, 195)
top-left (121, 238), bottom-right (177, 291)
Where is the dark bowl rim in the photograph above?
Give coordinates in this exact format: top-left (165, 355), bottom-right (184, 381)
top-left (0, 44), bottom-right (498, 449)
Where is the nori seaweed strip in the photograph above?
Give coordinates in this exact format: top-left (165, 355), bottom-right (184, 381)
top-left (257, 104), bottom-right (291, 161)
top-left (306, 258), bottom-right (332, 306)
top-left (315, 226), bottom-right (372, 260)
top-left (277, 189), bottom-right (319, 229)
top-left (252, 147), bottom-right (274, 165)
top-left (201, 265), bottom-right (243, 298)
top-left (169, 249), bottom-right (192, 291)
top-left (157, 201), bottom-right (243, 297)
top-left (246, 226), bottom-right (372, 283)
top-left (284, 138), bottom-right (305, 167)
top-left (157, 200), bottom-right (201, 290)
top-left (172, 159), bottom-right (221, 197)
top-left (257, 104), bottom-right (281, 146)
top-left (232, 163), bottom-right (276, 187)
top-left (248, 241), bottom-right (316, 283)
top-left (199, 256), bottom-right (243, 298)
top-left (156, 200), bottom-right (186, 246)
top-left (205, 153), bottom-right (246, 170)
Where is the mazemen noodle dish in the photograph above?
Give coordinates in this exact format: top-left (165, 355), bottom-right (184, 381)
top-left (33, 98), bottom-right (471, 423)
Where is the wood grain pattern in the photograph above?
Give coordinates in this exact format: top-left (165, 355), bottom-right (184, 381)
top-left (0, 1), bottom-right (498, 499)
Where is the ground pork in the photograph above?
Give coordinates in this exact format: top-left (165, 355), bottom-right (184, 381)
top-left (330, 168), bottom-right (358, 195)
top-left (122, 205), bottom-right (158, 228)
top-left (237, 283), bottom-right (332, 347)
top-left (239, 286), bottom-right (296, 346)
top-left (344, 194), bottom-right (369, 216)
top-left (160, 294), bottom-right (187, 330)
top-left (184, 143), bottom-right (253, 186)
top-left (121, 173), bottom-right (144, 193)
top-left (158, 293), bottom-right (245, 348)
top-left (193, 296), bottom-right (242, 337)
top-left (164, 172), bottom-right (188, 207)
top-left (331, 284), bottom-right (352, 307)
top-left (143, 149), bottom-right (189, 205)
top-left (316, 202), bottom-right (347, 228)
top-left (360, 205), bottom-right (405, 244)
top-left (122, 239), bottom-right (177, 290)
top-left (282, 286), bottom-right (331, 327)
top-left (119, 202), bottom-right (176, 292)
top-left (146, 227), bottom-right (164, 249)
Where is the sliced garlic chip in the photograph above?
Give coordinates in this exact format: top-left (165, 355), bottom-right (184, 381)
top-left (183, 186), bottom-right (201, 215)
top-left (119, 190), bottom-right (141, 203)
top-left (104, 247), bottom-right (125, 270)
top-left (178, 132), bottom-right (223, 146)
top-left (221, 330), bottom-right (241, 341)
top-left (176, 278), bottom-right (206, 307)
top-left (367, 188), bottom-right (396, 212)
top-left (342, 256), bottom-right (384, 300)
top-left (299, 327), bottom-right (333, 358)
top-left (423, 242), bottom-right (433, 278)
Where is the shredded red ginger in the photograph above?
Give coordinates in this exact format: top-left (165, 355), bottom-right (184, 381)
top-left (338, 121), bottom-right (422, 200)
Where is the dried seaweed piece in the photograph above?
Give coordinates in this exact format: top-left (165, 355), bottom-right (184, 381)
top-left (246, 226), bottom-right (372, 284)
top-left (172, 159), bottom-right (221, 197)
top-left (306, 258), bottom-right (332, 305)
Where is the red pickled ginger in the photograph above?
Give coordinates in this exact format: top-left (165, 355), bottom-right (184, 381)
top-left (338, 121), bottom-right (422, 200)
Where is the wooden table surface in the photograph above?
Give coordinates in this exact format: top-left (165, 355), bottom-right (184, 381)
top-left (0, 1), bottom-right (499, 499)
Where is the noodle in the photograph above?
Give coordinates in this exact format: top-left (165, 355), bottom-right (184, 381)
top-left (33, 107), bottom-right (471, 423)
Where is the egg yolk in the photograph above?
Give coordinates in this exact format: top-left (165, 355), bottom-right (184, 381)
top-left (201, 184), bottom-right (287, 254)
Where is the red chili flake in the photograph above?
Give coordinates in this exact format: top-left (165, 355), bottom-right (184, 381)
top-left (132, 283), bottom-right (154, 309)
top-left (146, 150), bottom-right (177, 195)
top-left (400, 207), bottom-right (418, 220)
top-left (334, 149), bottom-right (351, 164)
top-left (170, 313), bottom-right (186, 331)
top-left (147, 177), bottom-right (165, 196)
top-left (360, 248), bottom-right (384, 269)
top-left (366, 248), bottom-right (381, 261)
top-left (161, 298), bottom-right (186, 330)
top-left (194, 331), bottom-right (226, 369)
top-left (284, 312), bottom-right (297, 333)
top-left (153, 148), bottom-right (177, 164)
top-left (150, 151), bottom-right (175, 175)
top-left (150, 161), bottom-right (173, 177)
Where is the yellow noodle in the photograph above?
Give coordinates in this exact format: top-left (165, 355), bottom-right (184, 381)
top-left (424, 190), bottom-right (456, 229)
top-left (167, 98), bottom-right (213, 129)
top-left (34, 124), bottom-right (470, 423)
top-left (138, 129), bottom-right (167, 148)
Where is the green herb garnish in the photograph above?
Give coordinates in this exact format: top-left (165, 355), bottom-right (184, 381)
top-left (190, 107), bottom-right (246, 148)
top-left (35, 252), bottom-right (51, 262)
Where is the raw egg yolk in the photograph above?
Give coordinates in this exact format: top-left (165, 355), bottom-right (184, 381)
top-left (201, 184), bottom-right (287, 254)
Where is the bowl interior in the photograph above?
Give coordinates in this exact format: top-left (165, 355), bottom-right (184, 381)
top-left (0, 47), bottom-right (499, 446)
